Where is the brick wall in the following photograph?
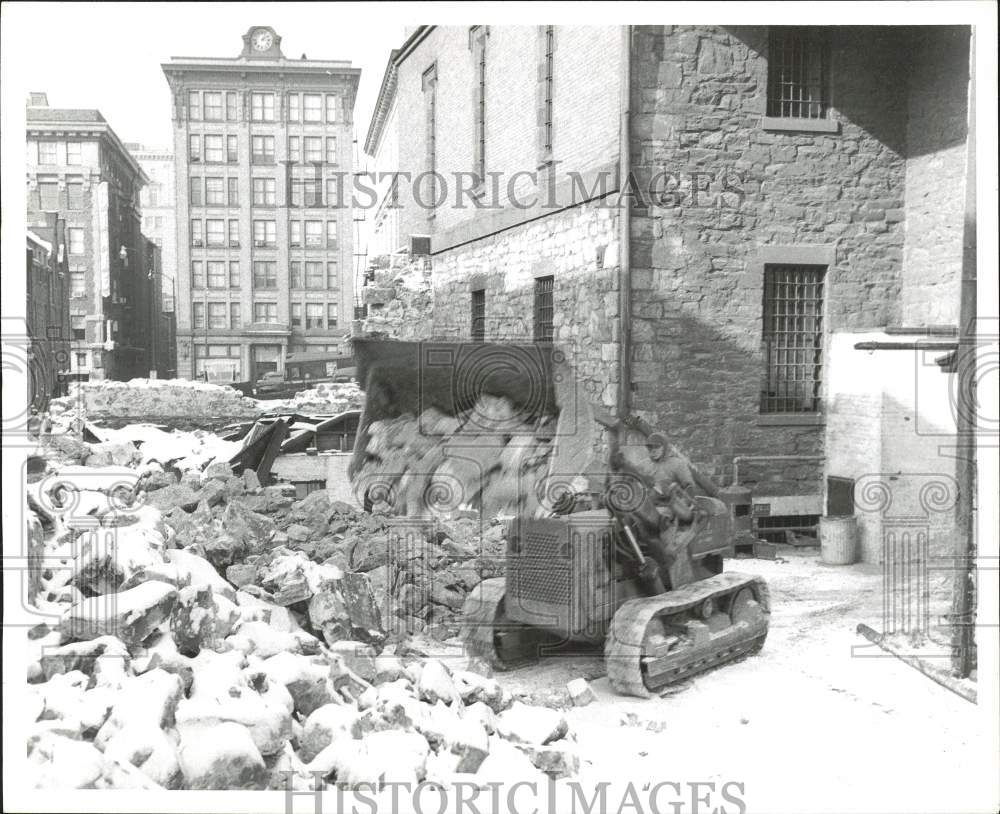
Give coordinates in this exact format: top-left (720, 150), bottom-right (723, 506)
top-left (902, 27), bottom-right (970, 326)
top-left (628, 26), bottom-right (912, 495)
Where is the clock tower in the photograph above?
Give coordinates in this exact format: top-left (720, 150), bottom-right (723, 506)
top-left (240, 26), bottom-right (282, 59)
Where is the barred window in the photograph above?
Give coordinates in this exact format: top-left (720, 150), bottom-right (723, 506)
top-left (471, 289), bottom-right (486, 343)
top-left (767, 27), bottom-right (830, 120)
top-left (533, 276), bottom-right (554, 343)
top-left (760, 264), bottom-right (825, 413)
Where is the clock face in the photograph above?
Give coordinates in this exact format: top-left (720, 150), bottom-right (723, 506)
top-left (252, 30), bottom-right (273, 51)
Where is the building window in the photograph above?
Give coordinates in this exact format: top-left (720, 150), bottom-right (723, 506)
top-left (761, 264), bottom-right (825, 413)
top-left (767, 27), bottom-right (830, 120)
top-left (192, 301), bottom-right (205, 328)
top-left (188, 91), bottom-right (201, 121)
top-left (305, 302), bottom-right (324, 329)
top-left (327, 262), bottom-right (339, 289)
top-left (37, 181), bottom-right (59, 209)
top-left (37, 141), bottom-right (58, 164)
top-left (305, 261), bottom-right (324, 289)
top-left (207, 302), bottom-right (227, 329)
top-left (289, 221), bottom-right (302, 247)
top-left (192, 260), bottom-right (205, 288)
top-left (327, 303), bottom-right (338, 328)
top-left (325, 94), bottom-right (338, 124)
top-left (252, 135), bottom-right (275, 164)
top-left (471, 289), bottom-right (486, 342)
top-left (207, 260), bottom-right (226, 288)
top-left (229, 260), bottom-right (240, 287)
top-left (253, 260), bottom-right (277, 289)
top-left (287, 93), bottom-right (300, 122)
top-left (205, 177), bottom-right (224, 206)
top-left (204, 92), bottom-right (223, 121)
top-left (304, 221), bottom-right (322, 248)
top-left (325, 137), bottom-right (338, 165)
top-left (230, 302), bottom-right (241, 329)
top-left (189, 135), bottom-right (201, 162)
top-left (253, 220), bottom-right (276, 247)
top-left (228, 219), bottom-right (239, 245)
top-left (206, 219), bottom-right (225, 246)
top-left (191, 220), bottom-right (204, 246)
top-left (69, 269), bottom-right (86, 298)
top-left (253, 302), bottom-right (278, 324)
top-left (325, 178), bottom-right (340, 208)
top-left (253, 177), bottom-right (276, 206)
top-left (288, 136), bottom-right (301, 163)
top-left (227, 135), bottom-right (239, 163)
top-left (540, 26), bottom-right (555, 160)
top-left (533, 275), bottom-right (554, 343)
top-left (251, 92), bottom-right (275, 122)
top-left (70, 315), bottom-right (86, 341)
top-left (290, 302), bottom-right (302, 327)
top-left (204, 135), bottom-right (224, 163)
top-left (226, 91), bottom-right (238, 121)
top-left (326, 221), bottom-right (338, 247)
top-left (66, 182), bottom-right (84, 209)
top-left (67, 228), bottom-right (85, 255)
top-left (66, 142), bottom-right (82, 165)
top-left (304, 136), bottom-right (322, 164)
top-left (228, 177), bottom-right (239, 207)
top-left (303, 93), bottom-right (322, 123)
top-left (290, 261), bottom-right (302, 289)
top-left (189, 176), bottom-right (203, 206)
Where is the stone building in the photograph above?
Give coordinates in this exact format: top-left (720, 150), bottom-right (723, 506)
top-left (26, 215), bottom-right (71, 404)
top-left (362, 25), bottom-right (975, 565)
top-left (129, 144), bottom-right (178, 288)
top-left (161, 27), bottom-right (360, 383)
top-left (27, 93), bottom-right (154, 381)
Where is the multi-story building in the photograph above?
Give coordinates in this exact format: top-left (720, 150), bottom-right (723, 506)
top-left (26, 93), bottom-right (153, 381)
top-left (129, 144), bottom-right (178, 284)
top-left (26, 214), bottom-right (71, 404)
top-left (161, 26), bottom-right (360, 382)
top-left (363, 25), bottom-right (975, 566)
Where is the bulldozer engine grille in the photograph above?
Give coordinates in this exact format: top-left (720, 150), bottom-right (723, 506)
top-left (509, 527), bottom-right (570, 605)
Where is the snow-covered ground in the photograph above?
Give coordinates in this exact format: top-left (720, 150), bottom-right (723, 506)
top-left (496, 552), bottom-right (995, 814)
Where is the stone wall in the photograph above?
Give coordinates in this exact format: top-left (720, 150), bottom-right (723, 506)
top-left (432, 203), bottom-right (621, 412)
top-left (360, 254), bottom-right (436, 341)
top-left (902, 27), bottom-right (971, 326)
top-left (628, 25), bottom-right (912, 495)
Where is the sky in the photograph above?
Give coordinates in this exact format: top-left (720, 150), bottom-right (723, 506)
top-left (2, 2), bottom-right (407, 159)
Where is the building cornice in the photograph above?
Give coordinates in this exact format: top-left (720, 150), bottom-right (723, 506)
top-left (26, 118), bottom-right (149, 186)
top-left (363, 50), bottom-right (400, 156)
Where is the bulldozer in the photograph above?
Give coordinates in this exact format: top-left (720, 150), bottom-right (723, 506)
top-left (348, 339), bottom-right (770, 697)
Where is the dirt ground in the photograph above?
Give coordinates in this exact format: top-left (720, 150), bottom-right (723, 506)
top-left (494, 550), bottom-right (995, 814)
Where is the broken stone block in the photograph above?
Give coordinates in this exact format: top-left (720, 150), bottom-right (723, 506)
top-left (325, 641), bottom-right (377, 682)
top-left (142, 469), bottom-right (177, 493)
top-left (349, 533), bottom-right (390, 571)
top-left (446, 717), bottom-right (489, 773)
top-left (465, 700), bottom-right (497, 734)
top-left (475, 736), bottom-right (548, 787)
top-left (201, 529), bottom-right (247, 571)
top-left (339, 571), bottom-right (385, 644)
top-left (144, 484), bottom-right (200, 513)
top-left (518, 744), bottom-right (580, 779)
top-left (287, 523), bottom-right (313, 543)
top-left (373, 654), bottom-right (405, 683)
top-left (226, 561), bottom-right (257, 588)
top-left (258, 652), bottom-right (336, 716)
top-left (165, 548), bottom-right (237, 602)
top-left (299, 702), bottom-right (362, 762)
top-left (169, 584), bottom-right (220, 656)
top-left (567, 677), bottom-right (596, 707)
top-left (28, 731), bottom-right (162, 789)
top-left (102, 722), bottom-right (183, 788)
top-left (176, 720), bottom-right (268, 790)
top-left (453, 669), bottom-right (507, 712)
top-left (495, 701), bottom-right (568, 745)
top-left (94, 668), bottom-right (184, 750)
top-left (87, 440), bottom-right (138, 468)
top-left (60, 582), bottom-right (178, 648)
top-left (226, 621), bottom-right (319, 659)
top-left (199, 479), bottom-right (228, 508)
top-left (417, 658), bottom-right (460, 706)
top-left (308, 579), bottom-right (349, 643)
top-left (204, 461), bottom-right (234, 481)
top-left (37, 636), bottom-right (130, 682)
top-left (242, 468), bottom-right (261, 492)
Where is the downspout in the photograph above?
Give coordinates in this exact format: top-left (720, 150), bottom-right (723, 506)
top-left (618, 25), bottom-right (633, 418)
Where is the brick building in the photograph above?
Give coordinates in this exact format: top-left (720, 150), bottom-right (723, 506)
top-left (26, 93), bottom-right (155, 381)
top-left (363, 25), bottom-right (975, 564)
top-left (129, 144), bottom-right (178, 286)
top-left (161, 27), bottom-right (360, 383)
top-left (26, 215), bottom-right (71, 405)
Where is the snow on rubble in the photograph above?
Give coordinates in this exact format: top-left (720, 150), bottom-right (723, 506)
top-left (23, 416), bottom-right (573, 791)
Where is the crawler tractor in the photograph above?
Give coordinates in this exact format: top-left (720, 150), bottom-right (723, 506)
top-left (349, 339), bottom-right (770, 697)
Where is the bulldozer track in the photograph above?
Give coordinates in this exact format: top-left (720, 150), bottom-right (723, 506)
top-left (606, 573), bottom-right (771, 698)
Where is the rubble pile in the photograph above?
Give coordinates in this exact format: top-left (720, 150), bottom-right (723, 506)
top-left (26, 425), bottom-right (575, 790)
top-left (261, 381), bottom-right (364, 415)
top-left (352, 394), bottom-right (563, 519)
